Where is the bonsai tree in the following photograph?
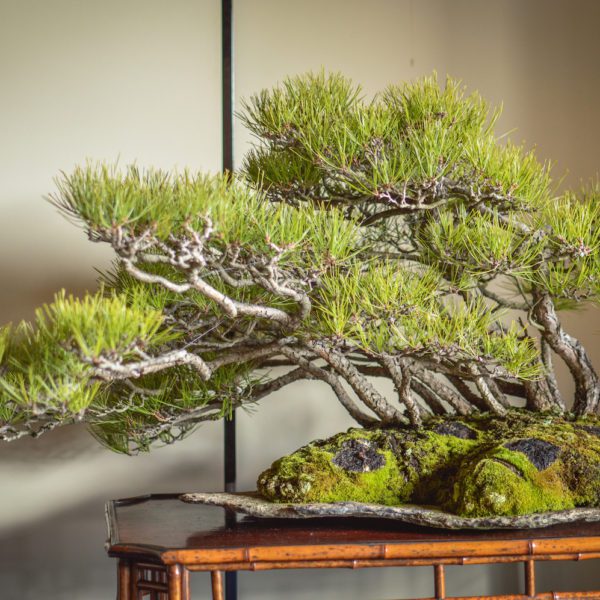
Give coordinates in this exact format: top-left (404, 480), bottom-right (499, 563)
top-left (2, 73), bottom-right (599, 518)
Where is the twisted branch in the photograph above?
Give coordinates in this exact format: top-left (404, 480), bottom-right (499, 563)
top-left (532, 290), bottom-right (599, 414)
top-left (380, 355), bottom-right (422, 425)
top-left (306, 341), bottom-right (407, 424)
top-left (280, 346), bottom-right (378, 426)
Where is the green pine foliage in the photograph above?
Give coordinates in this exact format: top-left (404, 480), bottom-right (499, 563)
top-left (1, 71), bottom-right (599, 453)
top-left (312, 263), bottom-right (540, 380)
top-left (51, 165), bottom-right (361, 268)
top-left (419, 207), bottom-right (546, 279)
top-left (530, 186), bottom-right (600, 301)
top-left (242, 72), bottom-right (552, 213)
top-left (0, 291), bottom-right (174, 433)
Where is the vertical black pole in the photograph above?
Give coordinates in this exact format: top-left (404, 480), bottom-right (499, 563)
top-left (222, 1), bottom-right (237, 599)
top-left (222, 0), bottom-right (234, 178)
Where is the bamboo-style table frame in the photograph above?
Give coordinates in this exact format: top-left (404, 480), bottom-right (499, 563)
top-left (106, 494), bottom-right (600, 600)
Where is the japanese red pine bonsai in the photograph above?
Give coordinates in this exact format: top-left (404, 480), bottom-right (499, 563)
top-left (2, 73), bottom-right (599, 518)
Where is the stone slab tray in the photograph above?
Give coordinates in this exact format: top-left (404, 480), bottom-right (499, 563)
top-left (180, 491), bottom-right (600, 530)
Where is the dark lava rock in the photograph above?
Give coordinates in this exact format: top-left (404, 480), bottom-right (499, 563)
top-left (504, 438), bottom-right (560, 471)
top-left (435, 421), bottom-right (478, 440)
top-left (332, 439), bottom-right (386, 472)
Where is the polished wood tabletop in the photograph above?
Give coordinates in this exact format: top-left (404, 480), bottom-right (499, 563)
top-left (105, 493), bottom-right (600, 599)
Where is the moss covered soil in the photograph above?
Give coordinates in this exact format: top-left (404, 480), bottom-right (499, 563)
top-left (257, 411), bottom-right (600, 517)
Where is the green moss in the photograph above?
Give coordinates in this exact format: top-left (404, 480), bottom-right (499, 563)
top-left (399, 428), bottom-right (480, 506)
top-left (258, 411), bottom-right (600, 517)
top-left (452, 444), bottom-right (574, 517)
top-left (258, 429), bottom-right (408, 505)
top-left (560, 430), bottom-right (600, 506)
top-left (258, 424), bottom-right (481, 506)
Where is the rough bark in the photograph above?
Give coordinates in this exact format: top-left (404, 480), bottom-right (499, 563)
top-left (533, 290), bottom-right (599, 414)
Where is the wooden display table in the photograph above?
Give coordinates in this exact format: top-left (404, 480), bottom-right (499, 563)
top-left (106, 493), bottom-right (600, 600)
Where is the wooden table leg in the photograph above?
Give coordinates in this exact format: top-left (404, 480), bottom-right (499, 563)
top-left (434, 564), bottom-right (446, 600)
top-left (168, 564), bottom-right (190, 600)
top-left (130, 562), bottom-right (139, 600)
top-left (183, 567), bottom-right (190, 600)
top-left (211, 571), bottom-right (224, 600)
top-left (118, 559), bottom-right (131, 600)
top-left (524, 559), bottom-right (536, 597)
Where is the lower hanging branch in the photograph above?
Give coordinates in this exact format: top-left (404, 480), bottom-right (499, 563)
top-left (485, 376), bottom-right (510, 409)
top-left (445, 375), bottom-right (488, 411)
top-left (90, 349), bottom-right (212, 381)
top-left (306, 341), bottom-right (407, 424)
top-left (380, 355), bottom-right (423, 426)
top-left (249, 367), bottom-right (312, 402)
top-left (409, 364), bottom-right (474, 415)
top-left (101, 395), bottom-right (253, 452)
top-left (0, 406), bottom-right (79, 442)
top-left (409, 378), bottom-right (447, 414)
top-left (279, 346), bottom-right (379, 427)
top-left (87, 337), bottom-right (296, 385)
top-left (468, 364), bottom-right (508, 415)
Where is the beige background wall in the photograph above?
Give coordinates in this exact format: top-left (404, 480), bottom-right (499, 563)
top-left (0, 1), bottom-right (599, 598)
